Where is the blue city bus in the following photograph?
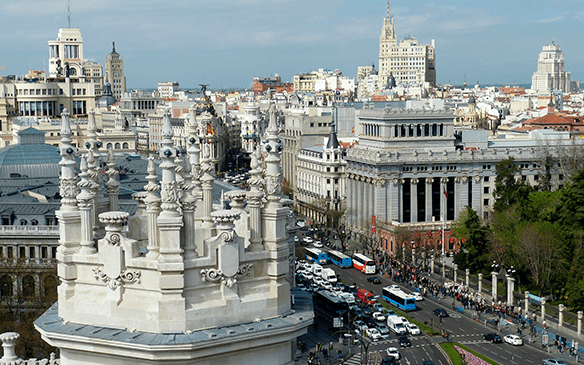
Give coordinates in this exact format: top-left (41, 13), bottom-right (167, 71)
top-left (304, 247), bottom-right (328, 264)
top-left (327, 250), bottom-right (352, 268)
top-left (382, 287), bottom-right (416, 311)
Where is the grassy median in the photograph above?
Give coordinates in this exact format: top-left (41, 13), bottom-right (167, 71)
top-left (440, 342), bottom-right (500, 365)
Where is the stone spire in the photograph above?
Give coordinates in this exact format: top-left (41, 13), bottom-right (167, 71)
top-left (105, 149), bottom-right (120, 211)
top-left (180, 154), bottom-right (198, 259)
top-left (77, 156), bottom-right (96, 255)
top-left (247, 149), bottom-right (264, 251)
top-left (263, 106), bottom-right (283, 209)
top-left (59, 108), bottom-right (79, 211)
top-left (188, 106), bottom-right (202, 201)
top-left (158, 110), bottom-right (179, 217)
top-left (143, 156), bottom-right (161, 260)
top-left (200, 142), bottom-right (215, 228)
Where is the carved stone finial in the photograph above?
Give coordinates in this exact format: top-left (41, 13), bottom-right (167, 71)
top-left (0, 331), bottom-right (20, 362)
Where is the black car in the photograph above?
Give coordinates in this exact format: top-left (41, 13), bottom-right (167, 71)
top-left (362, 306), bottom-right (374, 316)
top-left (422, 362), bottom-right (435, 365)
top-left (351, 307), bottom-right (364, 318)
top-left (381, 358), bottom-right (396, 365)
top-left (432, 308), bottom-right (448, 317)
top-left (483, 333), bottom-right (503, 343)
top-left (367, 276), bottom-right (381, 284)
top-left (364, 316), bottom-right (377, 327)
top-left (398, 335), bottom-right (411, 347)
top-left (337, 283), bottom-right (348, 292)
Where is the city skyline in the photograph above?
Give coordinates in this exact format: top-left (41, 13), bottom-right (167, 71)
top-left (0, 0), bottom-right (583, 90)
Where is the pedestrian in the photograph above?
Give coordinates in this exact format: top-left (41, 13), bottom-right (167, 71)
top-left (337, 348), bottom-right (342, 359)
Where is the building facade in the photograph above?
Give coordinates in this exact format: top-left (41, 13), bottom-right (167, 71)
top-left (531, 42), bottom-right (571, 94)
top-left (378, 10), bottom-right (436, 88)
top-left (104, 42), bottom-right (126, 100)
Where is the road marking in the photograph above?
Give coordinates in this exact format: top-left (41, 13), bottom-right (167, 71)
top-left (525, 358), bottom-right (534, 363)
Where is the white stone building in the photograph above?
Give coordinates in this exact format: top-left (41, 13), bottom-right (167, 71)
top-left (531, 42), bottom-right (571, 94)
top-left (34, 107), bottom-right (311, 364)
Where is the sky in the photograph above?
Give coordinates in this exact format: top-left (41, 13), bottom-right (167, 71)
top-left (0, 0), bottom-right (583, 90)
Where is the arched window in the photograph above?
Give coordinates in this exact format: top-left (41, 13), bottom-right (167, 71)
top-left (122, 142), bottom-right (128, 149)
top-left (114, 142), bottom-right (121, 149)
top-left (19, 219), bottom-right (27, 226)
top-left (0, 275), bottom-right (13, 297)
top-left (31, 219), bottom-right (38, 226)
top-left (22, 275), bottom-right (35, 298)
top-left (43, 275), bottom-right (58, 302)
top-left (107, 143), bottom-right (113, 149)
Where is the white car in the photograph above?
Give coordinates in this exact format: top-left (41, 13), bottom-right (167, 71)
top-left (406, 323), bottom-right (421, 335)
top-left (304, 237), bottom-right (314, 244)
top-left (503, 334), bottom-right (523, 346)
top-left (413, 292), bottom-right (424, 301)
top-left (385, 347), bottom-right (401, 360)
top-left (302, 271), bottom-right (313, 281)
top-left (365, 328), bottom-right (382, 341)
top-left (354, 320), bottom-right (368, 332)
top-left (373, 312), bottom-right (386, 322)
top-left (313, 241), bottom-right (323, 248)
top-left (322, 282), bottom-right (333, 290)
top-left (388, 284), bottom-right (400, 291)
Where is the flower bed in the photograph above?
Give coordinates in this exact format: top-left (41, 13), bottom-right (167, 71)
top-left (454, 345), bottom-right (490, 365)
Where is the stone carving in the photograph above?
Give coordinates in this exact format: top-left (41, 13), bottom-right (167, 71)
top-left (93, 267), bottom-right (141, 290)
top-left (200, 263), bottom-right (253, 288)
top-left (474, 175), bottom-right (481, 183)
top-left (60, 176), bottom-right (79, 200)
top-left (426, 177), bottom-right (434, 184)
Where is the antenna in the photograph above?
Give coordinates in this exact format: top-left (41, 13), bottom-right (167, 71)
top-left (387, 0), bottom-right (390, 19)
top-left (67, 0), bottom-right (71, 28)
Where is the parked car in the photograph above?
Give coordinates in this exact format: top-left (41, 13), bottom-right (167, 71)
top-left (542, 360), bottom-right (567, 365)
top-left (483, 333), bottom-right (502, 343)
top-left (373, 312), bottom-right (386, 322)
top-left (432, 308), bottom-right (448, 317)
top-left (367, 276), bottom-right (381, 284)
top-left (398, 335), bottom-right (411, 347)
top-left (385, 347), bottom-right (401, 360)
top-left (503, 334), bottom-right (523, 346)
top-left (406, 323), bottom-right (421, 335)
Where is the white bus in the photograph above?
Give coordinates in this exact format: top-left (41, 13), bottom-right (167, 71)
top-left (352, 253), bottom-right (376, 274)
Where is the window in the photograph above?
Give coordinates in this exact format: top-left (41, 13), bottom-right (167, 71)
top-left (19, 247), bottom-right (26, 258)
top-left (483, 187), bottom-right (489, 194)
top-left (31, 219), bottom-right (38, 226)
top-left (484, 176), bottom-right (490, 182)
top-left (52, 247), bottom-right (57, 258)
top-left (41, 247), bottom-right (48, 259)
top-left (22, 275), bottom-right (35, 298)
top-left (0, 275), bottom-right (13, 297)
top-left (483, 198), bottom-right (489, 206)
top-left (19, 219), bottom-right (27, 226)
top-left (29, 247), bottom-right (35, 258)
top-left (327, 179), bottom-right (331, 184)
top-left (7, 247), bottom-right (13, 258)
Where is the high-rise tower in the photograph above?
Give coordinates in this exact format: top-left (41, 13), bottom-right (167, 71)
top-left (377, 2), bottom-right (436, 88)
top-left (105, 42), bottom-right (126, 100)
top-left (531, 42), bottom-right (571, 94)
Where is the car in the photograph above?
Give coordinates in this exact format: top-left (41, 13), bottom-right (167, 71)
top-left (380, 358), bottom-right (396, 365)
top-left (313, 241), bottom-right (323, 248)
top-left (376, 323), bottom-right (391, 338)
top-left (483, 333), bottom-right (502, 343)
top-left (302, 272), bottom-right (313, 281)
top-left (503, 334), bottom-right (523, 346)
top-left (542, 360), bottom-right (567, 365)
top-left (362, 306), bottom-right (374, 316)
top-left (294, 236), bottom-right (299, 243)
top-left (406, 323), bottom-right (420, 335)
top-left (386, 309), bottom-right (397, 317)
top-left (413, 292), bottom-right (424, 301)
top-left (385, 347), bottom-right (401, 360)
top-left (433, 308), bottom-right (448, 317)
top-left (351, 307), bottom-right (364, 318)
top-left (330, 285), bottom-right (342, 293)
top-left (373, 312), bottom-right (386, 322)
top-left (422, 362), bottom-right (436, 365)
top-left (296, 219), bottom-right (306, 227)
top-left (364, 316), bottom-right (377, 327)
top-left (372, 303), bottom-right (385, 312)
top-left (388, 284), bottom-right (400, 291)
top-left (353, 320), bottom-right (368, 332)
top-left (304, 237), bottom-right (313, 244)
top-left (337, 283), bottom-right (348, 292)
top-left (322, 282), bottom-right (333, 290)
top-left (367, 276), bottom-right (382, 284)
top-left (365, 328), bottom-right (382, 341)
top-left (398, 335), bottom-right (411, 347)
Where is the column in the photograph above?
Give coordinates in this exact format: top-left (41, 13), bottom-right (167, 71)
top-left (374, 179), bottom-right (386, 223)
top-left (144, 157), bottom-right (161, 260)
top-left (389, 178), bottom-right (400, 223)
top-left (411, 248), bottom-right (416, 265)
top-left (471, 175), bottom-right (481, 215)
top-left (410, 178), bottom-right (418, 223)
top-left (76, 156), bottom-right (96, 255)
top-left (247, 151), bottom-right (264, 252)
top-left (357, 178), bottom-right (364, 227)
top-left (453, 263), bottom-right (458, 282)
top-left (541, 297), bottom-right (546, 322)
top-left (524, 291), bottom-right (530, 314)
top-left (459, 176), bottom-right (469, 211)
top-left (491, 271), bottom-right (498, 301)
top-left (425, 178), bottom-right (433, 222)
top-left (558, 304), bottom-right (565, 327)
top-left (465, 268), bottom-right (469, 287)
top-left (367, 179), bottom-right (374, 225)
top-left (478, 273), bottom-right (483, 293)
top-left (0, 332), bottom-right (20, 362)
top-left (507, 276), bottom-right (515, 306)
top-left (578, 311), bottom-right (583, 335)
top-left (442, 258), bottom-right (445, 278)
top-left (440, 177), bottom-right (448, 222)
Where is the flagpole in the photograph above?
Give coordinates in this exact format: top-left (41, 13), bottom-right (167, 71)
top-left (442, 184), bottom-right (445, 257)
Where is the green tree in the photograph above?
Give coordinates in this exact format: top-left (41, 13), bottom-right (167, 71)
top-left (493, 157), bottom-right (533, 214)
top-left (452, 206), bottom-right (489, 272)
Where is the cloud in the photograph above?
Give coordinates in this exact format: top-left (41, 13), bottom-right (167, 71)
top-left (529, 12), bottom-right (569, 23)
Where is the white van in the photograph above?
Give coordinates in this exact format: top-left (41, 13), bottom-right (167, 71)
top-left (387, 316), bottom-right (407, 335)
top-left (337, 292), bottom-right (355, 304)
top-left (321, 268), bottom-right (338, 283)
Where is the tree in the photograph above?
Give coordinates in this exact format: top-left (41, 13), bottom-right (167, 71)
top-left (493, 157), bottom-right (533, 214)
top-left (516, 221), bottom-right (563, 297)
top-left (451, 206), bottom-right (489, 272)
